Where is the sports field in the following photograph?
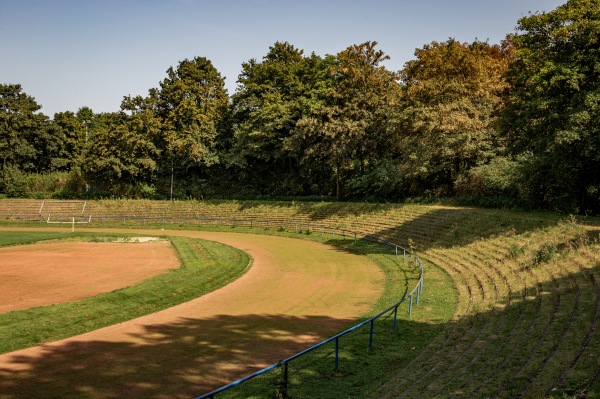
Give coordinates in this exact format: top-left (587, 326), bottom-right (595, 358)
top-left (2, 199), bottom-right (599, 398)
top-left (0, 228), bottom-right (385, 398)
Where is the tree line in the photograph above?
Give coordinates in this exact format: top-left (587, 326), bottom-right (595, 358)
top-left (1, 0), bottom-right (598, 214)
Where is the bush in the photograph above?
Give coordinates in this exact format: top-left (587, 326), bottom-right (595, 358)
top-left (346, 159), bottom-right (407, 201)
top-left (455, 157), bottom-right (521, 198)
top-left (533, 243), bottom-right (558, 265)
top-left (0, 166), bottom-right (27, 198)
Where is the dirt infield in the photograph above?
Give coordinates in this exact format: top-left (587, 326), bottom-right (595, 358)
top-left (0, 229), bottom-right (384, 399)
top-left (0, 240), bottom-right (179, 314)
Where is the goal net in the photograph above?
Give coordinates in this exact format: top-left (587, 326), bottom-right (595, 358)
top-left (40, 200), bottom-right (91, 224)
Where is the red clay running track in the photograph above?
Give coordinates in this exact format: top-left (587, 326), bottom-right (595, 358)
top-left (0, 228), bottom-right (384, 399)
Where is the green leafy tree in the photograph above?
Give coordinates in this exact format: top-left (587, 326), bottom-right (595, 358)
top-left (292, 41), bottom-right (400, 199)
top-left (85, 57), bottom-right (228, 198)
top-left (53, 111), bottom-right (86, 169)
top-left (502, 0), bottom-right (600, 213)
top-left (82, 109), bottom-right (161, 195)
top-left (157, 57), bottom-right (228, 196)
top-left (0, 84), bottom-right (43, 172)
top-left (0, 84), bottom-right (67, 174)
top-left (397, 38), bottom-right (512, 196)
top-left (230, 42), bottom-right (332, 195)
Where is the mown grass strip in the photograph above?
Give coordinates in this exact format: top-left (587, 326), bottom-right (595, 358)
top-left (0, 232), bottom-right (250, 354)
top-left (0, 230), bottom-right (73, 247)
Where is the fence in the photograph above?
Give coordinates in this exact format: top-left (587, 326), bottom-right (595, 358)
top-left (0, 211), bottom-right (425, 398)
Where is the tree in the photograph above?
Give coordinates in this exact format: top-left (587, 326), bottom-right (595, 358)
top-left (292, 41), bottom-right (400, 199)
top-left (153, 57), bottom-right (228, 198)
top-left (0, 84), bottom-right (65, 173)
top-left (397, 38), bottom-right (512, 196)
top-left (82, 110), bottom-right (161, 195)
top-left (53, 111), bottom-right (86, 169)
top-left (158, 57), bottom-right (228, 169)
top-left (230, 42), bottom-right (331, 195)
top-left (501, 0), bottom-right (600, 213)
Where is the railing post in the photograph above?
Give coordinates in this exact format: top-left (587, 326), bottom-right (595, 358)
top-left (369, 320), bottom-right (374, 348)
top-left (409, 295), bottom-right (413, 316)
top-left (393, 306), bottom-right (398, 332)
top-left (335, 337), bottom-right (339, 369)
top-left (283, 361), bottom-right (289, 397)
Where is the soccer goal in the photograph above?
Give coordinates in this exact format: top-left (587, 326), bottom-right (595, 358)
top-left (39, 200), bottom-right (92, 228)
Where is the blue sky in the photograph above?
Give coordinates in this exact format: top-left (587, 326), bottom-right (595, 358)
top-left (1, 0), bottom-right (565, 117)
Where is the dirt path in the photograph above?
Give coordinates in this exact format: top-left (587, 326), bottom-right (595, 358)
top-left (0, 228), bottom-right (384, 399)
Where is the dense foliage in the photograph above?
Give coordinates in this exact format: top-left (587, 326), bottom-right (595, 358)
top-left (1, 0), bottom-right (597, 214)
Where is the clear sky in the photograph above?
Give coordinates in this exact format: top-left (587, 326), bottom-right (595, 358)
top-left (1, 0), bottom-right (565, 117)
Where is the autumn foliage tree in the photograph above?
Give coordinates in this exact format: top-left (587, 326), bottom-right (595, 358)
top-left (396, 39), bottom-right (512, 195)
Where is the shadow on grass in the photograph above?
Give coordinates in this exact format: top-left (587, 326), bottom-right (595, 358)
top-left (233, 200), bottom-right (397, 220)
top-left (227, 204), bottom-right (566, 252)
top-left (369, 260), bottom-right (600, 399)
top-left (0, 314), bottom-right (359, 399)
top-left (367, 207), bottom-right (563, 251)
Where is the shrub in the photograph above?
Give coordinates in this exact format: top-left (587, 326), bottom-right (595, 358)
top-left (509, 244), bottom-right (526, 259)
top-left (533, 243), bottom-right (558, 265)
top-left (0, 166), bottom-right (27, 198)
top-left (455, 156), bottom-right (520, 199)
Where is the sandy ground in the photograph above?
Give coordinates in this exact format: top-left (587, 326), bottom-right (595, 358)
top-left (0, 228), bottom-right (384, 399)
top-left (0, 240), bottom-right (178, 314)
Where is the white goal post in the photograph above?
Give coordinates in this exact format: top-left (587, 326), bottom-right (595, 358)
top-left (39, 200), bottom-right (92, 225)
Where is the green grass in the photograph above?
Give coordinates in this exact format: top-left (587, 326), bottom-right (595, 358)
top-left (0, 230), bottom-right (73, 246)
top-left (0, 231), bottom-right (250, 354)
top-left (2, 199), bottom-right (600, 398)
top-left (224, 230), bottom-right (455, 399)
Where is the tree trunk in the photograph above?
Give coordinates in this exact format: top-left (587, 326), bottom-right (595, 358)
top-left (170, 160), bottom-right (174, 201)
top-left (336, 164), bottom-right (341, 201)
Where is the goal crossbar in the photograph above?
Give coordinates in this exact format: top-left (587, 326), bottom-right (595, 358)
top-left (39, 200), bottom-right (92, 224)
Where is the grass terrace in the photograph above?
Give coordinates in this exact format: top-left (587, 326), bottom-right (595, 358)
top-left (1, 199), bottom-right (600, 398)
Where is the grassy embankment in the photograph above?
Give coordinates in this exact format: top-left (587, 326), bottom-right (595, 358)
top-left (1, 199), bottom-right (600, 398)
